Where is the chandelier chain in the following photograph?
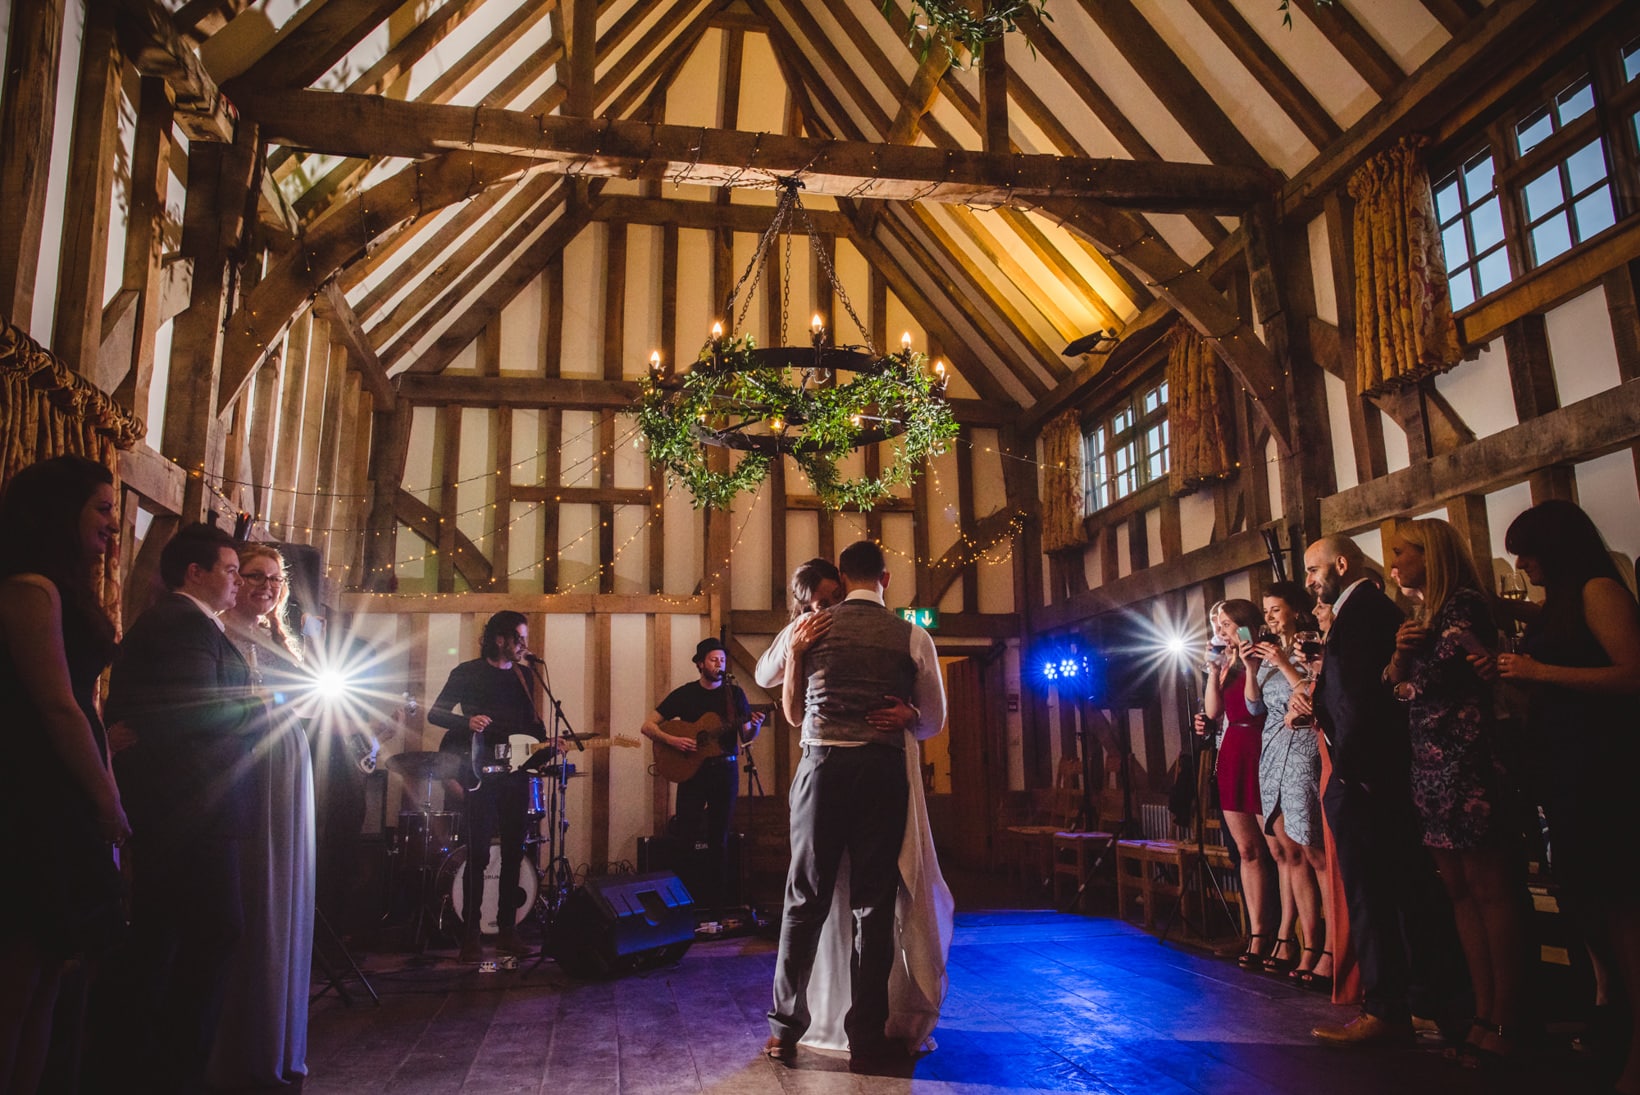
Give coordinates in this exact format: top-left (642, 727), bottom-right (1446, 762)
top-left (802, 200), bottom-right (871, 353)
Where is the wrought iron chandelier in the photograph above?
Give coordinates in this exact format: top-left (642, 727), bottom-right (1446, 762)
top-left (634, 177), bottom-right (956, 511)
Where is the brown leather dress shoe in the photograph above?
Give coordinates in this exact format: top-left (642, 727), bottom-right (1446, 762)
top-left (1312, 1013), bottom-right (1413, 1046)
top-left (763, 1035), bottom-right (797, 1064)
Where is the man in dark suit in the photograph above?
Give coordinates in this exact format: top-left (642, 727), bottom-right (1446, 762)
top-left (91, 523), bottom-right (262, 1093)
top-left (1304, 535), bottom-right (1462, 1046)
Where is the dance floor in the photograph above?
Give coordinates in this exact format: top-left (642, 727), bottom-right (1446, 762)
top-left (301, 911), bottom-right (1595, 1094)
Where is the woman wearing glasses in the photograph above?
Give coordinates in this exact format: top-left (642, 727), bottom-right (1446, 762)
top-left (208, 544), bottom-right (315, 1088)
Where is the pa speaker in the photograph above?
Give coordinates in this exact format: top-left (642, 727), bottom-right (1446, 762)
top-left (547, 871), bottom-right (695, 978)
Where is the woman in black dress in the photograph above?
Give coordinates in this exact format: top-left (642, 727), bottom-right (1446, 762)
top-left (1499, 501), bottom-right (1640, 1095)
top-left (0, 456), bottom-right (129, 1092)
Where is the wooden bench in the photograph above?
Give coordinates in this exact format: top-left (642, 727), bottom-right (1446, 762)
top-left (1114, 839), bottom-right (1198, 929)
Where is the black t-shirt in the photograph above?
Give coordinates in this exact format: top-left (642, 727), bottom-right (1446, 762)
top-left (657, 680), bottom-right (749, 754)
top-left (429, 658), bottom-right (545, 777)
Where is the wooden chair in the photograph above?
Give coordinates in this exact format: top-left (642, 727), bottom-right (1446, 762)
top-left (1051, 786), bottom-right (1125, 911)
top-left (1000, 758), bottom-right (1081, 898)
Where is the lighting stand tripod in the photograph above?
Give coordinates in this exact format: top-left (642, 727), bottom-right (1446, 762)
top-left (1158, 659), bottom-right (1237, 946)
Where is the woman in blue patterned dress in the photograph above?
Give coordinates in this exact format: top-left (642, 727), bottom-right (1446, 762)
top-left (1245, 581), bottom-right (1327, 982)
top-left (1385, 518), bottom-right (1522, 1062)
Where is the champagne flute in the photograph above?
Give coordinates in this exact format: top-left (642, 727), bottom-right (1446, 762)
top-left (1393, 604), bottom-right (1425, 703)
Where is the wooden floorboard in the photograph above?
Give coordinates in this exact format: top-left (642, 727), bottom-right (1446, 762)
top-left (301, 912), bottom-right (1601, 1093)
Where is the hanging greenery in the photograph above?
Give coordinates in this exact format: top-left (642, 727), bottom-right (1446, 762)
top-left (633, 335), bottom-right (959, 512)
top-left (891, 0), bottom-right (1052, 67)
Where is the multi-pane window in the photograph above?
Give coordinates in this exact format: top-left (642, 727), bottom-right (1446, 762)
top-left (1433, 28), bottom-right (1640, 310)
top-left (1084, 380), bottom-right (1168, 513)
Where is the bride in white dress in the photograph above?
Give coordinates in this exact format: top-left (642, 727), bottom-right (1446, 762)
top-left (755, 561), bottom-right (953, 1054)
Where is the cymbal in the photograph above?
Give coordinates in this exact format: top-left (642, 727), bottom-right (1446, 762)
top-left (385, 751), bottom-right (464, 781)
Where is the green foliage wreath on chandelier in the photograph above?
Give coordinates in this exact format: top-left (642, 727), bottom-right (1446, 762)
top-left (893, 0), bottom-right (1052, 67)
top-left (635, 335), bottom-right (959, 512)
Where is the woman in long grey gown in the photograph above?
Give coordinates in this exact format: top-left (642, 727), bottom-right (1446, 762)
top-left (208, 543), bottom-right (315, 1087)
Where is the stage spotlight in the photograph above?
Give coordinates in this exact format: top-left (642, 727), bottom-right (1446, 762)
top-left (313, 667), bottom-right (352, 701)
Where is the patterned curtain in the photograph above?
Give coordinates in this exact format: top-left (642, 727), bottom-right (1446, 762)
top-left (1, 314), bottom-right (146, 631)
top-left (1041, 410), bottom-right (1087, 552)
top-left (1347, 135), bottom-right (1461, 396)
top-left (1165, 323), bottom-right (1235, 495)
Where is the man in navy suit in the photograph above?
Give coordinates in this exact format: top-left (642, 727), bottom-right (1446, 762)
top-left (1304, 535), bottom-right (1462, 1046)
top-left (91, 523), bottom-right (263, 1093)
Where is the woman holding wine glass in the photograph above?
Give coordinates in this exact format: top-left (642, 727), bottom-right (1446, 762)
top-left (1246, 581), bottom-right (1330, 985)
top-left (1499, 500), bottom-right (1640, 1095)
top-left (1385, 518), bottom-right (1522, 1064)
top-left (1197, 599), bottom-right (1275, 969)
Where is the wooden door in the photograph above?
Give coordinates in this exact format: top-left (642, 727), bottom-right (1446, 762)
top-left (947, 654), bottom-right (1008, 870)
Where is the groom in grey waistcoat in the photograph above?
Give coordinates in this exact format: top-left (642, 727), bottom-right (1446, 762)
top-left (766, 540), bottom-right (946, 1066)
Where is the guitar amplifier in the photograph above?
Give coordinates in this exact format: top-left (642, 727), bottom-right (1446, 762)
top-left (547, 871), bottom-right (695, 978)
top-left (637, 833), bottom-right (745, 908)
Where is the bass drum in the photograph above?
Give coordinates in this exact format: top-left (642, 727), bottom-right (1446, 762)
top-left (436, 841), bottom-right (537, 935)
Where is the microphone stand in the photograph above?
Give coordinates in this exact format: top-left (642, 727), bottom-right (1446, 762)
top-left (521, 654), bottom-right (580, 927)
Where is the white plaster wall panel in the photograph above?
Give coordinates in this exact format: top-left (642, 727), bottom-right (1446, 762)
top-left (1083, 537), bottom-right (1103, 591)
top-left (784, 498), bottom-right (819, 577)
top-left (1223, 570), bottom-right (1252, 602)
top-left (977, 540), bottom-right (1013, 614)
top-left (606, 614), bottom-right (652, 862)
top-left (31, 0), bottom-right (85, 336)
top-left (1179, 489), bottom-right (1215, 553)
top-left (884, 295), bottom-right (926, 372)
top-left (1576, 451), bottom-right (1640, 568)
top-left (730, 475), bottom-right (773, 613)
top-left (455, 408), bottom-right (494, 557)
top-left (1546, 288), bottom-right (1622, 407)
top-left (1433, 340), bottom-right (1517, 439)
top-left (736, 32), bottom-right (788, 135)
top-left (104, 84), bottom-right (138, 305)
top-left (662, 480), bottom-right (700, 596)
top-left (1484, 481), bottom-right (1534, 571)
top-left (675, 229), bottom-right (714, 368)
top-left (1183, 585), bottom-right (1210, 644)
top-left (558, 228), bottom-right (606, 378)
top-left (1142, 212), bottom-right (1213, 266)
top-left (610, 503), bottom-right (649, 594)
top-left (971, 429), bottom-right (1006, 513)
top-left (833, 241), bottom-right (871, 334)
top-left (1135, 0), bottom-right (1315, 175)
top-left (349, 204), bottom-right (462, 321)
top-left (1116, 520), bottom-right (1133, 577)
top-left (920, 205), bottom-right (1069, 365)
top-left (624, 225), bottom-right (661, 380)
top-left (1224, 0), bottom-right (1373, 129)
top-left (511, 410), bottom-right (543, 487)
top-left (612, 414), bottom-right (649, 490)
top-left (559, 410), bottom-right (598, 488)
top-left (446, 341), bottom-right (478, 374)
top-left (1308, 215), bottom-right (1338, 325)
top-left (507, 501), bottom-right (543, 591)
top-left (557, 503), bottom-right (599, 592)
top-left (1322, 369), bottom-right (1359, 491)
top-left (393, 522), bottom-right (425, 581)
top-left (1145, 507), bottom-right (1164, 566)
top-left (1002, 58), bottom-right (1126, 160)
top-left (404, 404), bottom-right (439, 492)
top-left (1023, 210), bottom-right (1140, 320)
top-left (1347, 0), bottom-right (1445, 72)
top-left (661, 27), bottom-right (723, 129)
top-left (146, 319), bottom-right (173, 450)
top-left (927, 445), bottom-right (961, 558)
top-left (1129, 709), bottom-right (1152, 783)
top-left (552, 615), bottom-right (592, 873)
top-left (1266, 436), bottom-right (1285, 520)
top-left (1381, 408), bottom-right (1411, 473)
top-left (778, 2), bottom-right (903, 132)
top-left (835, 512), bottom-right (867, 556)
top-left (878, 512), bottom-right (919, 611)
top-left (499, 271), bottom-right (542, 374)
top-left (1352, 527), bottom-right (1384, 566)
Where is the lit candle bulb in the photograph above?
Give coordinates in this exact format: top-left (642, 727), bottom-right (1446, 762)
top-left (649, 350), bottom-right (662, 375)
top-left (770, 416), bottom-right (785, 433)
top-left (711, 321), bottom-right (723, 339)
top-left (812, 314), bottom-right (824, 332)
top-left (851, 414), bottom-right (862, 428)
top-left (934, 359), bottom-right (945, 379)
top-left (901, 331), bottom-right (912, 351)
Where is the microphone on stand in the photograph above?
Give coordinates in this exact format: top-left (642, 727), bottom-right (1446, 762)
top-left (522, 652), bottom-right (545, 665)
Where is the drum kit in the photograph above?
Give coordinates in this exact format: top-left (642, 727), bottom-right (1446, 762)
top-left (384, 737), bottom-right (584, 950)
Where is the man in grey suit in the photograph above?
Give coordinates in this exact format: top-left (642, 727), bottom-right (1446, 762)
top-left (766, 540), bottom-right (946, 1067)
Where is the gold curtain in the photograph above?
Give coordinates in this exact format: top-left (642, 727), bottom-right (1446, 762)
top-left (1347, 135), bottom-right (1461, 396)
top-left (1165, 323), bottom-right (1235, 495)
top-left (1, 314), bottom-right (145, 631)
top-left (1041, 410), bottom-right (1087, 552)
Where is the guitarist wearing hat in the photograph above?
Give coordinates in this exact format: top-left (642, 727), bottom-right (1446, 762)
top-left (641, 638), bottom-right (764, 907)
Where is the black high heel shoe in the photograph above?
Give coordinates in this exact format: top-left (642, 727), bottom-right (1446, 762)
top-left (1237, 933), bottom-right (1273, 970)
top-left (1294, 949), bottom-right (1332, 991)
top-left (1262, 937), bottom-right (1298, 974)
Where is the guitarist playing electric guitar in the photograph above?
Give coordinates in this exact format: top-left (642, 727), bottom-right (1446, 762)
top-left (642, 638), bottom-right (765, 908)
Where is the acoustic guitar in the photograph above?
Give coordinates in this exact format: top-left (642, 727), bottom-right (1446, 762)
top-left (651, 713), bottom-right (730, 784)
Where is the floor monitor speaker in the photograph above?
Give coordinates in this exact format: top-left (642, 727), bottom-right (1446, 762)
top-left (547, 871), bottom-right (695, 977)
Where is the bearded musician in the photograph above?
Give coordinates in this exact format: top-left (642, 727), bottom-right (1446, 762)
top-left (641, 638), bottom-right (764, 907)
top-left (428, 610), bottom-right (545, 961)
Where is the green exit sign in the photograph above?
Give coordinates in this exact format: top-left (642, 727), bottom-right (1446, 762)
top-left (898, 607), bottom-right (939, 630)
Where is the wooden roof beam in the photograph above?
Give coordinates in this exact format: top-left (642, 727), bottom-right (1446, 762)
top-left (111, 0), bottom-right (236, 141)
top-left (1181, 0), bottom-right (1341, 150)
top-left (239, 90), bottom-right (1273, 212)
top-left (313, 281), bottom-right (396, 408)
top-left (226, 0), bottom-right (415, 91)
top-left (1290, 0), bottom-right (1404, 99)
